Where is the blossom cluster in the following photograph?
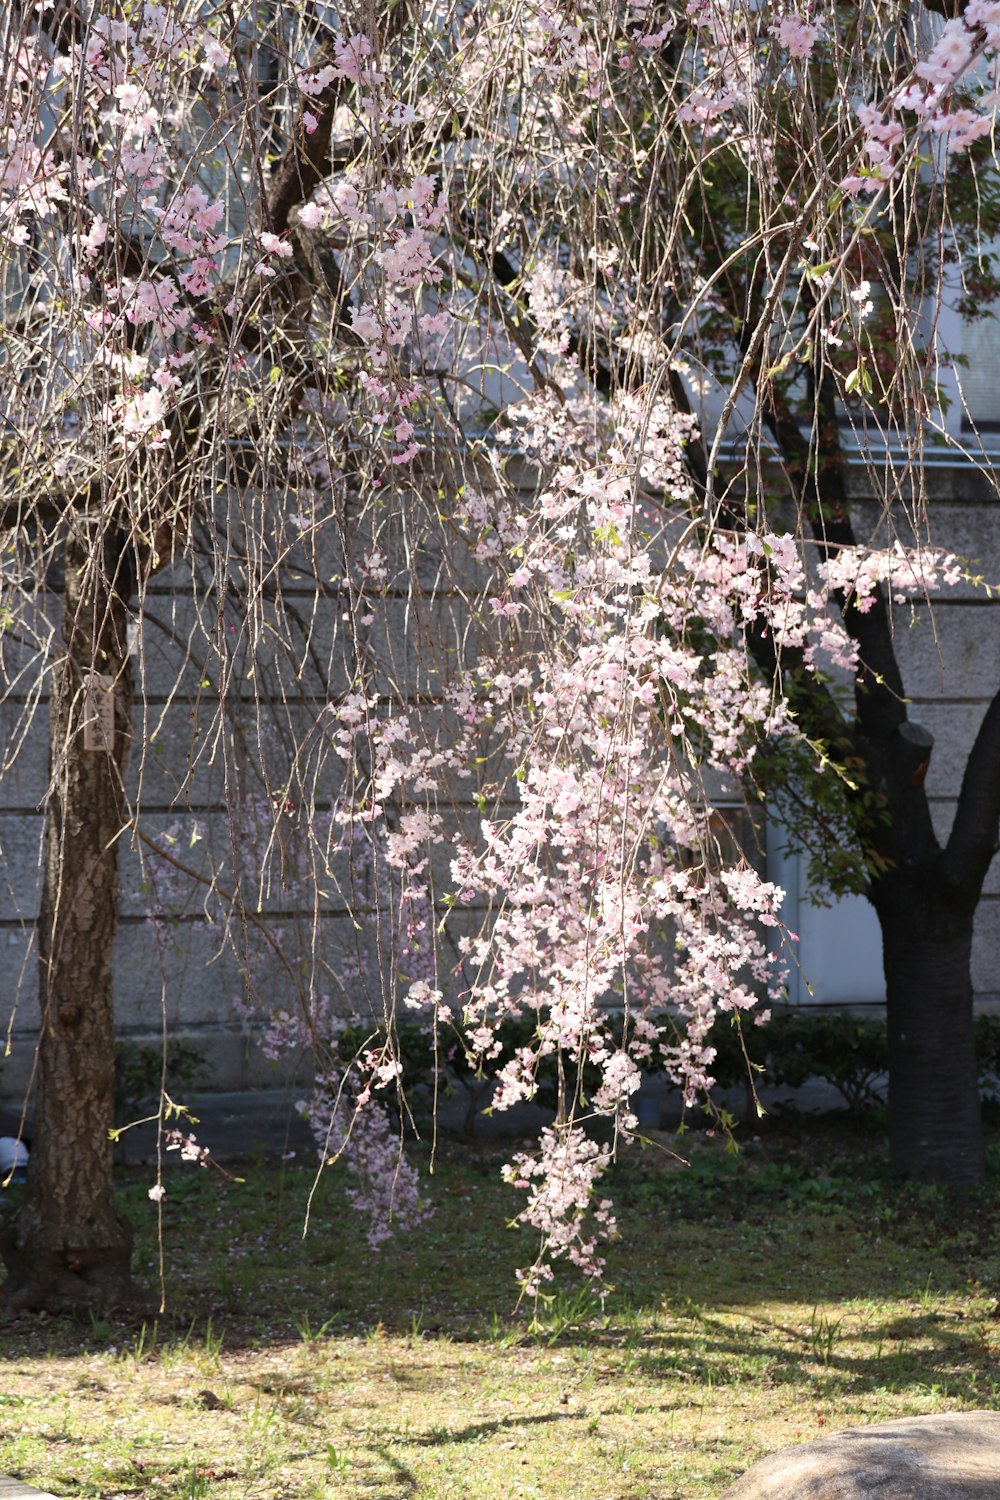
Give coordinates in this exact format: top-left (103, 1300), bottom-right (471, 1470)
top-left (844, 6), bottom-right (1000, 191)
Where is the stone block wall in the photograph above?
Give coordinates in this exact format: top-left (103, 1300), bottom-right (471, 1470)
top-left (2, 470), bottom-right (999, 1111)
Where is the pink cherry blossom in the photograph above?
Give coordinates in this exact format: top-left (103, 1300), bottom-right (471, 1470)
top-left (776, 15), bottom-right (818, 59)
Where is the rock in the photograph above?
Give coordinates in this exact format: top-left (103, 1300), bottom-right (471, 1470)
top-left (719, 1411), bottom-right (1000, 1499)
top-left (0, 1138), bottom-right (29, 1184)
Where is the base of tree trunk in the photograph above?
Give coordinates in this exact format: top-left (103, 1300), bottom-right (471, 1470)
top-left (0, 1210), bottom-right (155, 1317)
top-left (882, 922), bottom-right (985, 1189)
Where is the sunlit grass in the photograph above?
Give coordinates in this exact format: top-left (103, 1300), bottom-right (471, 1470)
top-left (3, 1117), bottom-right (1000, 1498)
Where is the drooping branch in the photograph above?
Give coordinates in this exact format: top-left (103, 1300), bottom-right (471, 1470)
top-left (18, 0), bottom-right (87, 53)
top-left (768, 385), bottom-right (909, 745)
top-left (0, 495), bottom-right (62, 534)
top-left (764, 381), bottom-right (947, 874)
top-left (668, 369), bottom-right (854, 768)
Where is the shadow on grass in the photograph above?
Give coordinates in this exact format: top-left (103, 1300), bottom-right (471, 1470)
top-left (412, 1410), bottom-right (584, 1445)
top-left (2, 1119), bottom-right (999, 1395)
top-left (365, 1444), bottom-right (418, 1493)
top-left (618, 1312), bottom-right (1000, 1404)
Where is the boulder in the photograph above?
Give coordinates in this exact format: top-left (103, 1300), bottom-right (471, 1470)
top-left (719, 1411), bottom-right (1000, 1499)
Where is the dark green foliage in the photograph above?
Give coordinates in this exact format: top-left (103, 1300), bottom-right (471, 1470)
top-left (706, 1008), bottom-right (888, 1111)
top-left (707, 1009), bottom-right (1000, 1114)
top-left (328, 1009), bottom-right (1000, 1130)
top-left (114, 1040), bottom-right (213, 1123)
top-left (751, 730), bottom-right (893, 902)
top-left (975, 1014), bottom-right (1000, 1106)
top-left (331, 1013), bottom-right (603, 1133)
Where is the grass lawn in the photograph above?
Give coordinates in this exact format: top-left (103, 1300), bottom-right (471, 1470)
top-left (3, 1115), bottom-right (1000, 1499)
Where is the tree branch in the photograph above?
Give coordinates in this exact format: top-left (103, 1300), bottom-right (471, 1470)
top-left (668, 370), bottom-right (855, 779)
top-left (267, 67), bottom-right (348, 236)
top-left (943, 686), bottom-right (1000, 899)
top-left (768, 383), bottom-right (908, 743)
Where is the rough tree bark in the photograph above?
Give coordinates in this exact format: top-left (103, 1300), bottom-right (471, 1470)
top-left (880, 911), bottom-right (983, 1183)
top-left (0, 522), bottom-right (150, 1313)
top-left (863, 725), bottom-right (985, 1183)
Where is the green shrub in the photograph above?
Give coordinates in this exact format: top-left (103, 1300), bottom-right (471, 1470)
top-left (708, 1008), bottom-right (1000, 1114)
top-left (114, 1039), bottom-right (213, 1123)
top-left (325, 1006), bottom-right (1000, 1128)
top-left (975, 1013), bottom-right (1000, 1104)
top-left (330, 1012), bottom-right (602, 1134)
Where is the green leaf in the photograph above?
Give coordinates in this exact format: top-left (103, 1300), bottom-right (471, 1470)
top-left (844, 362), bottom-right (873, 397)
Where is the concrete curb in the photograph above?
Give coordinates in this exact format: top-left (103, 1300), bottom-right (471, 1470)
top-left (0, 1480), bottom-right (60, 1499)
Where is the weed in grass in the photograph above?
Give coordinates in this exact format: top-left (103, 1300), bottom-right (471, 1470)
top-left (297, 1311), bottom-right (336, 1345)
top-left (528, 1286), bottom-right (608, 1344)
top-left (809, 1307), bottom-right (844, 1368)
top-left (87, 1310), bottom-right (114, 1342)
top-left (245, 1395), bottom-right (283, 1448)
top-left (183, 1463), bottom-right (211, 1498)
top-left (122, 1319), bottom-right (159, 1366)
top-left (486, 1309), bottom-right (520, 1348)
top-left (199, 1316), bottom-right (224, 1368)
top-left (325, 1443), bottom-right (351, 1475)
top-left (158, 1320), bottom-right (198, 1371)
top-left (917, 1273), bottom-right (938, 1309)
top-left (612, 1293), bottom-right (647, 1335)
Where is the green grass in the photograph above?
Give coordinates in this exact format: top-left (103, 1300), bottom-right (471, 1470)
top-left (3, 1116), bottom-right (1000, 1498)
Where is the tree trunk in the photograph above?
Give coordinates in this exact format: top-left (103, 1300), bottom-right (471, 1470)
top-left (879, 905), bottom-right (985, 1187)
top-left (0, 526), bottom-right (149, 1313)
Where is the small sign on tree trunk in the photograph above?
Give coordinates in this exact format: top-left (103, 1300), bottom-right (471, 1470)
top-left (83, 673), bottom-right (116, 753)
